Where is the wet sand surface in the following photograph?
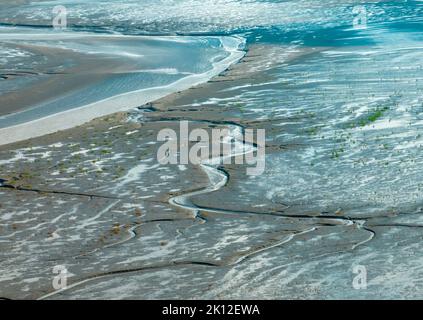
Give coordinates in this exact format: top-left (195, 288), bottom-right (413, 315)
top-left (0, 31), bottom-right (244, 145)
top-left (1, 45), bottom-right (423, 299)
top-left (0, 42), bottom-right (132, 117)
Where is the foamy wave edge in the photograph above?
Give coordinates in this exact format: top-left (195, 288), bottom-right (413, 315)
top-left (0, 35), bottom-right (246, 146)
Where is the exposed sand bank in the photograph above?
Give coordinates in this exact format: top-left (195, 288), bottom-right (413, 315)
top-left (0, 34), bottom-right (245, 146)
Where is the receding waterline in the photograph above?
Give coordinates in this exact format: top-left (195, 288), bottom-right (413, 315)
top-left (0, 33), bottom-right (245, 146)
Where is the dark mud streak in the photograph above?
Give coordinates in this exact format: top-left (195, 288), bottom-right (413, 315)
top-left (0, 182), bottom-right (121, 200)
top-left (37, 260), bottom-right (220, 299)
top-left (38, 228), bottom-right (310, 300)
top-left (362, 225), bottom-right (377, 237)
top-left (208, 79), bottom-right (241, 82)
top-left (71, 217), bottom-right (199, 260)
top-left (369, 223), bottom-right (423, 228)
top-left (0, 71), bottom-right (67, 78)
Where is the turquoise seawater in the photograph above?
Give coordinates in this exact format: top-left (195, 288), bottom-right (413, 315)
top-left (1, 0), bottom-right (421, 42)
